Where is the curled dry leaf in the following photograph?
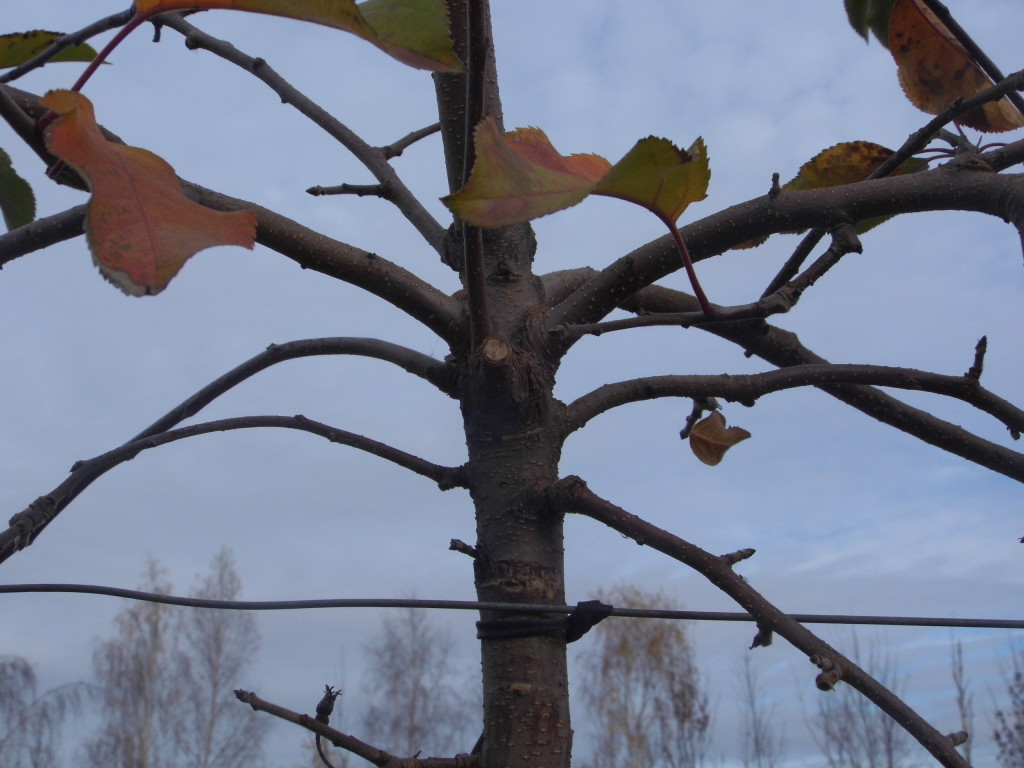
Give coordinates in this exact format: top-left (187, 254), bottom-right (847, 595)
top-left (688, 411), bottom-right (751, 466)
top-left (888, 0), bottom-right (1024, 132)
top-left (41, 89), bottom-right (257, 296)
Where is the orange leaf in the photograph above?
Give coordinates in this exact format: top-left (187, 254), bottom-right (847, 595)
top-left (442, 117), bottom-right (612, 227)
top-left (133, 0), bottom-right (461, 73)
top-left (41, 90), bottom-right (257, 296)
top-left (888, 0), bottom-right (1024, 132)
top-left (689, 411), bottom-right (751, 466)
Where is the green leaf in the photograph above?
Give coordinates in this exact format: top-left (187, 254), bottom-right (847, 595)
top-left (0, 146), bottom-right (35, 231)
top-left (0, 31), bottom-right (97, 68)
top-left (843, 0), bottom-right (896, 47)
top-left (358, 0), bottom-right (463, 73)
top-left (592, 137), bottom-right (710, 225)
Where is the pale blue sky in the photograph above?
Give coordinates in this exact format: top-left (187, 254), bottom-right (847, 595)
top-left (2, 2), bottom-right (1023, 765)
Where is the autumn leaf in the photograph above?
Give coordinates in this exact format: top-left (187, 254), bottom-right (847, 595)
top-left (0, 146), bottom-right (35, 231)
top-left (442, 117), bottom-right (612, 227)
top-left (132, 0), bottom-right (461, 72)
top-left (445, 121), bottom-right (714, 313)
top-left (733, 141), bottom-right (927, 249)
top-left (592, 137), bottom-right (709, 226)
top-left (688, 411), bottom-right (751, 466)
top-left (41, 90), bottom-right (257, 296)
top-left (888, 0), bottom-right (1024, 132)
top-left (0, 31), bottom-right (97, 68)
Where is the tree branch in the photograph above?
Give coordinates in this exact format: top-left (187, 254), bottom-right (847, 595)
top-left (545, 70), bottom-right (1024, 333)
top-left (0, 415), bottom-right (466, 565)
top-left (624, 284), bottom-right (1024, 484)
top-left (553, 221), bottom-right (860, 339)
top-left (546, 476), bottom-right (971, 768)
top-left (234, 689), bottom-right (478, 768)
top-left (182, 180), bottom-right (465, 344)
top-left (0, 206), bottom-right (86, 266)
top-left (0, 9), bottom-right (136, 84)
top-left (155, 13), bottom-right (447, 256)
top-left (564, 362), bottom-right (1024, 438)
top-left (131, 337), bottom-right (458, 442)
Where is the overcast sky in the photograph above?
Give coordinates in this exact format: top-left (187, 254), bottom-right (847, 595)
top-left (2, 2), bottom-right (1023, 766)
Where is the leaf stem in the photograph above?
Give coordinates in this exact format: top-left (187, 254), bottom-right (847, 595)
top-left (667, 219), bottom-right (713, 317)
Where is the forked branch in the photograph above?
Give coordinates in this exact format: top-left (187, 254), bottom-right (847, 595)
top-left (155, 13), bottom-right (447, 256)
top-left (547, 475), bottom-right (971, 768)
top-left (234, 689), bottom-right (477, 768)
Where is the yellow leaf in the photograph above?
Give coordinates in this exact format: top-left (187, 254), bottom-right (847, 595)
top-left (689, 411), bottom-right (751, 466)
top-left (443, 117), bottom-right (612, 227)
top-left (42, 90), bottom-right (257, 296)
top-left (592, 137), bottom-right (710, 224)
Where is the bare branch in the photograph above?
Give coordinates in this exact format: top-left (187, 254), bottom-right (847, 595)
top-left (564, 362), bottom-right (1024, 438)
top-left (546, 71), bottom-right (1024, 333)
top-left (307, 183), bottom-right (390, 198)
top-left (154, 13), bottom-right (447, 256)
top-left (546, 475), bottom-right (971, 768)
top-left (132, 337), bottom-right (457, 442)
top-left (0, 206), bottom-right (86, 266)
top-left (381, 123), bottom-right (441, 160)
top-left (234, 689), bottom-right (477, 768)
top-left (0, 415), bottom-right (466, 565)
top-left (618, 284), bottom-right (1024, 483)
top-left (183, 180), bottom-right (464, 344)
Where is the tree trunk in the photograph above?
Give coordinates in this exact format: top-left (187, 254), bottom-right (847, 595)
top-left (435, 3), bottom-right (573, 764)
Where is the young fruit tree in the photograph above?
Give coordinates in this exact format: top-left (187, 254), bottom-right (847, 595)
top-left (1, 1), bottom-right (1023, 766)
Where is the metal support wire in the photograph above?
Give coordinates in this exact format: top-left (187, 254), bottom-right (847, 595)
top-left (2, 583), bottom-right (1023, 630)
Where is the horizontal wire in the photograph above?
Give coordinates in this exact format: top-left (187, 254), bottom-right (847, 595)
top-left (2, 583), bottom-right (1022, 630)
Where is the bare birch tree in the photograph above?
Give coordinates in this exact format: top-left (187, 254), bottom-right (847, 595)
top-left (86, 552), bottom-right (264, 768)
top-left (993, 645), bottom-right (1024, 768)
top-left (811, 635), bottom-right (913, 768)
top-left (577, 585), bottom-right (710, 768)
top-left (360, 607), bottom-right (478, 757)
top-left (739, 654), bottom-right (784, 768)
top-left (0, 655), bottom-right (88, 768)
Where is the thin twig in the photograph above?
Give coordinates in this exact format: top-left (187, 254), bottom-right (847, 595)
top-left (381, 123), bottom-right (441, 160)
top-left (0, 9), bottom-right (136, 84)
top-left (155, 13), bottom-right (447, 256)
top-left (234, 689), bottom-right (477, 768)
top-left (307, 183), bottom-right (389, 198)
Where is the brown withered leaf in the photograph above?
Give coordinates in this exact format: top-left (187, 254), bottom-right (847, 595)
top-left (689, 411), bottom-right (751, 466)
top-left (888, 0), bottom-right (1024, 132)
